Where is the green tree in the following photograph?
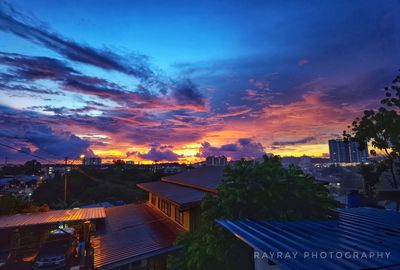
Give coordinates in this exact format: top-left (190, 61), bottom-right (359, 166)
top-left (170, 155), bottom-right (340, 270)
top-left (23, 159), bottom-right (42, 175)
top-left (32, 166), bottom-right (167, 208)
top-left (359, 163), bottom-right (382, 200)
top-left (0, 195), bottom-right (20, 215)
top-left (344, 73), bottom-right (400, 209)
top-left (0, 195), bottom-right (49, 216)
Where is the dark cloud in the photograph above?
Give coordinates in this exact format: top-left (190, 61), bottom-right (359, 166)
top-left (0, 52), bottom-right (208, 111)
top-left (26, 105), bottom-right (99, 115)
top-left (0, 52), bottom-right (76, 80)
top-left (0, 105), bottom-right (93, 162)
top-left (160, 144), bottom-right (173, 150)
top-left (1, 1), bottom-right (398, 162)
top-left (219, 144), bottom-right (238, 151)
top-left (0, 102), bottom-right (214, 153)
top-left (0, 6), bottom-right (154, 80)
top-left (272, 136), bottom-right (315, 146)
top-left (320, 68), bottom-right (396, 108)
top-left (199, 138), bottom-right (265, 160)
top-left (171, 80), bottom-right (206, 109)
top-left (137, 147), bottom-right (182, 161)
top-left (24, 126), bottom-right (92, 159)
top-left (0, 81), bottom-right (62, 96)
top-left (0, 6), bottom-right (209, 111)
top-left (238, 138), bottom-right (251, 146)
top-left (0, 52), bottom-right (162, 106)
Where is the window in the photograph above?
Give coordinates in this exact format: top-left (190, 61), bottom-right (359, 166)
top-left (158, 199), bottom-right (171, 217)
top-left (175, 209), bottom-right (184, 225)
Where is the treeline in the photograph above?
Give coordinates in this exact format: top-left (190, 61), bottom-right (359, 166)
top-left (32, 166), bottom-right (168, 209)
top-left (0, 195), bottom-right (49, 216)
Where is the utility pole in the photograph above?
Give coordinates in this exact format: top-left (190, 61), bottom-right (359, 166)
top-left (64, 157), bottom-right (68, 207)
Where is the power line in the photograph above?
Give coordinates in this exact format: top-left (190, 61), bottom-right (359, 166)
top-left (0, 141), bottom-right (102, 183)
top-left (0, 141), bottom-right (58, 165)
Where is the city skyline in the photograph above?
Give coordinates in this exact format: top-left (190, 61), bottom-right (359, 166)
top-left (1, 0), bottom-right (399, 163)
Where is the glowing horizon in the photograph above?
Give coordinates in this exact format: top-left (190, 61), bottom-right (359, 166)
top-left (0, 1), bottom-right (399, 164)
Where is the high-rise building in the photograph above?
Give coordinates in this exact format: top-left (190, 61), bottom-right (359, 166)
top-left (329, 140), bottom-right (350, 163)
top-left (328, 139), bottom-right (368, 163)
top-left (349, 141), bottom-right (369, 163)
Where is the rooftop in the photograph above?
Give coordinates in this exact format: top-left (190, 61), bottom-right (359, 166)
top-left (0, 207), bottom-right (105, 229)
top-left (92, 203), bottom-right (183, 269)
top-left (137, 181), bottom-right (206, 208)
top-left (218, 208), bottom-right (400, 270)
top-left (161, 166), bottom-right (225, 192)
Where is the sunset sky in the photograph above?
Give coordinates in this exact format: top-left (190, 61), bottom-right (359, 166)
top-left (0, 0), bottom-right (399, 163)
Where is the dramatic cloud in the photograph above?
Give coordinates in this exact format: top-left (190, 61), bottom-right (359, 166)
top-left (0, 52), bottom-right (75, 80)
top-left (272, 137), bottom-right (316, 146)
top-left (171, 80), bottom-right (206, 109)
top-left (199, 138), bottom-right (265, 160)
top-left (137, 147), bottom-right (183, 161)
top-left (0, 52), bottom-right (208, 111)
top-left (0, 1), bottom-right (398, 162)
top-left (0, 52), bottom-right (154, 105)
top-left (24, 126), bottom-right (93, 159)
top-left (0, 106), bottom-right (93, 162)
top-left (0, 6), bottom-right (154, 80)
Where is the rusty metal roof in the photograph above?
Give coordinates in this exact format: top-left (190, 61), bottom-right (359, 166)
top-left (137, 181), bottom-right (206, 207)
top-left (92, 203), bottom-right (183, 269)
top-left (161, 166), bottom-right (225, 192)
top-left (0, 207), bottom-right (106, 229)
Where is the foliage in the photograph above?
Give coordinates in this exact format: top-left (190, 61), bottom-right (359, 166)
top-left (23, 159), bottom-right (42, 175)
top-left (344, 73), bottom-right (400, 189)
top-left (171, 155), bottom-right (340, 270)
top-left (32, 166), bottom-right (168, 209)
top-left (0, 195), bottom-right (20, 215)
top-left (0, 159), bottom-right (42, 176)
top-left (0, 195), bottom-right (49, 216)
top-left (359, 162), bottom-right (389, 199)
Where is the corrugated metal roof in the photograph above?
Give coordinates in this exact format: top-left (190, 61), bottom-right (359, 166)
top-left (137, 181), bottom-right (206, 207)
top-left (161, 166), bottom-right (225, 192)
top-left (92, 203), bottom-right (183, 269)
top-left (0, 207), bottom-right (106, 229)
top-left (217, 208), bottom-right (400, 270)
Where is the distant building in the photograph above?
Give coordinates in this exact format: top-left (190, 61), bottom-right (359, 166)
top-left (206, 156), bottom-right (227, 166)
top-left (349, 141), bottom-right (369, 163)
top-left (329, 140), bottom-right (350, 163)
top-left (82, 157), bottom-right (102, 166)
top-left (0, 175), bottom-right (41, 199)
top-left (44, 165), bottom-right (71, 178)
top-left (328, 139), bottom-right (368, 163)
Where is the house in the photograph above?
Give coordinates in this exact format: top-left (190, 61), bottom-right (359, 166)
top-left (137, 166), bottom-right (225, 232)
top-left (0, 207), bottom-right (106, 269)
top-left (91, 203), bottom-right (183, 269)
top-left (217, 207), bottom-right (400, 270)
top-left (0, 166), bottom-right (227, 269)
top-left (0, 205), bottom-right (183, 270)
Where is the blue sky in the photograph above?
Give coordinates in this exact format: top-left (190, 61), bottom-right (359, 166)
top-left (0, 0), bottom-right (399, 162)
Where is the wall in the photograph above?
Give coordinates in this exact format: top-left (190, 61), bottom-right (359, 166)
top-left (148, 192), bottom-right (190, 231)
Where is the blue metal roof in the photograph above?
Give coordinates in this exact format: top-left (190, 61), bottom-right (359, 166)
top-left (217, 208), bottom-right (400, 270)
